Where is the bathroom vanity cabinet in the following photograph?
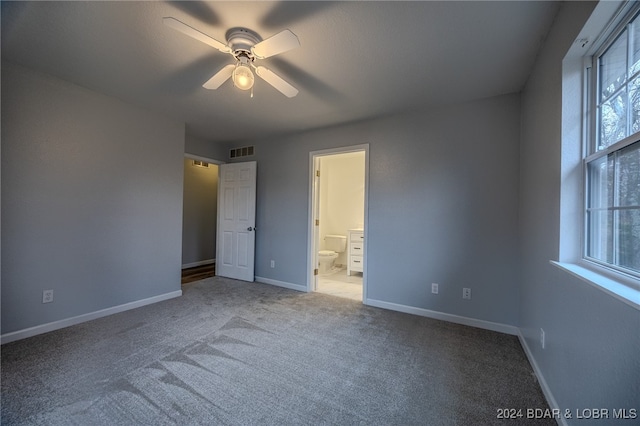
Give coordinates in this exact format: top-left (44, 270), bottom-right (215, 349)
top-left (347, 229), bottom-right (364, 276)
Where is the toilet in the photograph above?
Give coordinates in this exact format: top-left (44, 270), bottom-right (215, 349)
top-left (318, 234), bottom-right (347, 274)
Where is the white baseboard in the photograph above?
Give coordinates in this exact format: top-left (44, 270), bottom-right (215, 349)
top-left (255, 276), bottom-right (307, 292)
top-left (182, 259), bottom-right (215, 269)
top-left (364, 298), bottom-right (518, 335)
top-left (0, 290), bottom-right (182, 344)
top-left (517, 330), bottom-right (566, 426)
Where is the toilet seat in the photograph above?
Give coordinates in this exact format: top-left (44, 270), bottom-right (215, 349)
top-left (319, 250), bottom-right (336, 256)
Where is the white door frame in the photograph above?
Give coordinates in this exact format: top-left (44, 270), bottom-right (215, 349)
top-left (307, 144), bottom-right (369, 302)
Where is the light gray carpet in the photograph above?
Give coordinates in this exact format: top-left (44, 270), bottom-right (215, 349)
top-left (2, 277), bottom-right (553, 425)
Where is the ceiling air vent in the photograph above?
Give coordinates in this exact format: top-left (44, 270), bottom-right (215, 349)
top-left (192, 160), bottom-right (209, 168)
top-left (230, 146), bottom-right (255, 159)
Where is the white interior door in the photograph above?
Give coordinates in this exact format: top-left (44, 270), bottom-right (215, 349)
top-left (216, 161), bottom-right (256, 282)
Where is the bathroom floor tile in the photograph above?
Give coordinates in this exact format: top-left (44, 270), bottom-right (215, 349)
top-left (316, 268), bottom-right (362, 301)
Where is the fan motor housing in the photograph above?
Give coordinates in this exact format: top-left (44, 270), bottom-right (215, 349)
top-left (226, 27), bottom-right (262, 58)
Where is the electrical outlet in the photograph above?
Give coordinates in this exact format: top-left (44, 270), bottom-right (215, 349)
top-left (431, 283), bottom-right (439, 294)
top-left (270, 260), bottom-right (275, 268)
top-left (462, 288), bottom-right (471, 299)
top-left (540, 328), bottom-right (545, 349)
top-left (42, 289), bottom-right (54, 304)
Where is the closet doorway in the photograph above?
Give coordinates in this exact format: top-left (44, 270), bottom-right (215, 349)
top-left (181, 154), bottom-right (222, 283)
top-left (308, 145), bottom-right (369, 302)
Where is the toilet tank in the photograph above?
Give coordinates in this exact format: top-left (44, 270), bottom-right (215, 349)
top-left (325, 234), bottom-right (347, 252)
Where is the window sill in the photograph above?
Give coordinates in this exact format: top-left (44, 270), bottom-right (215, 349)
top-left (551, 261), bottom-right (640, 310)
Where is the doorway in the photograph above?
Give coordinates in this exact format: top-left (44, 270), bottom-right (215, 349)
top-left (181, 154), bottom-right (223, 283)
top-left (308, 145), bottom-right (369, 302)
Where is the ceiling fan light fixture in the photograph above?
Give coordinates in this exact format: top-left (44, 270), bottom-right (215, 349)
top-left (232, 58), bottom-right (254, 91)
top-left (165, 18), bottom-right (300, 97)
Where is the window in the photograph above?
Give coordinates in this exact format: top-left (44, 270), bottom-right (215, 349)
top-left (586, 8), bottom-right (640, 278)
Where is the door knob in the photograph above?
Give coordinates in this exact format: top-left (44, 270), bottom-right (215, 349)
top-left (247, 226), bottom-right (254, 231)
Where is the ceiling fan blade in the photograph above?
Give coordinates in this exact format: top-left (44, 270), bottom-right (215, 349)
top-left (203, 64), bottom-right (235, 89)
top-left (251, 30), bottom-right (300, 59)
top-left (163, 17), bottom-right (231, 54)
top-left (255, 66), bottom-right (299, 98)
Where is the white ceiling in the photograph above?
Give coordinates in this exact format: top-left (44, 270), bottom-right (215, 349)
top-left (2, 1), bottom-right (560, 144)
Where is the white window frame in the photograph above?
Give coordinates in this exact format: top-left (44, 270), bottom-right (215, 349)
top-left (583, 4), bottom-right (640, 283)
top-left (555, 0), bottom-right (640, 310)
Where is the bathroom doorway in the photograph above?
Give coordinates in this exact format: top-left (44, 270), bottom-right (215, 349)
top-left (308, 145), bottom-right (368, 302)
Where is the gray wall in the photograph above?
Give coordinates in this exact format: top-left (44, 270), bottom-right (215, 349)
top-left (246, 94), bottom-right (521, 326)
top-left (519, 1), bottom-right (639, 417)
top-left (185, 134), bottom-right (229, 162)
top-left (182, 158), bottom-right (218, 266)
top-left (1, 62), bottom-right (185, 334)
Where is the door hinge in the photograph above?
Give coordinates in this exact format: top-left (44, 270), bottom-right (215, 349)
top-left (316, 170), bottom-right (320, 177)
top-left (315, 219), bottom-right (319, 226)
top-left (314, 269), bottom-right (319, 276)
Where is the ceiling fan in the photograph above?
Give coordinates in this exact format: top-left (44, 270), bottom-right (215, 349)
top-left (164, 17), bottom-right (300, 98)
